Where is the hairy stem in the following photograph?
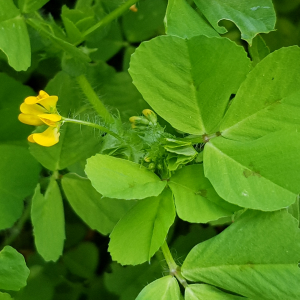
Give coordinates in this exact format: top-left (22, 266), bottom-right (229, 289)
top-left (62, 117), bottom-right (123, 141)
top-left (76, 74), bottom-right (115, 124)
top-left (82, 0), bottom-right (140, 38)
top-left (161, 240), bottom-right (188, 288)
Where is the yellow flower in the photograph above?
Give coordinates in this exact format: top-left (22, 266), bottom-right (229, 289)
top-left (18, 90), bottom-right (62, 147)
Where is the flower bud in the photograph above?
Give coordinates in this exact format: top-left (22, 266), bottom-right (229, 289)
top-left (129, 116), bottom-right (149, 125)
top-left (142, 109), bottom-right (157, 125)
top-left (144, 155), bottom-right (152, 162)
top-left (148, 163), bottom-right (156, 170)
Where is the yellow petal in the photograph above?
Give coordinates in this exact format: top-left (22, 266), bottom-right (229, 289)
top-left (37, 90), bottom-right (49, 99)
top-left (27, 134), bottom-right (36, 143)
top-left (30, 127), bottom-right (60, 147)
top-left (18, 113), bottom-right (44, 126)
top-left (38, 114), bottom-right (62, 127)
top-left (24, 92), bottom-right (58, 112)
top-left (20, 102), bottom-right (47, 115)
top-left (38, 96), bottom-right (59, 112)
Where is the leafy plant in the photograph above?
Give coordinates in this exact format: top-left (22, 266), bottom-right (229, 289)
top-left (1, 0), bottom-right (300, 299)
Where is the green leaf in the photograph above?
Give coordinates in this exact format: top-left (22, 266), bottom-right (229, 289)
top-left (164, 138), bottom-right (198, 171)
top-left (12, 266), bottom-right (55, 300)
top-left (136, 276), bottom-right (181, 300)
top-left (31, 182), bottom-right (65, 262)
top-left (194, 0), bottom-right (276, 44)
top-left (0, 73), bottom-right (34, 143)
top-left (61, 6), bottom-right (83, 44)
top-left (186, 284), bottom-right (246, 299)
top-left (61, 173), bottom-right (135, 235)
top-left (85, 154), bottom-right (167, 200)
top-left (165, 0), bottom-right (218, 39)
top-left (0, 145), bottom-right (40, 230)
top-left (204, 131), bottom-right (300, 211)
top-left (0, 0), bottom-right (31, 71)
top-left (129, 35), bottom-right (251, 135)
top-left (0, 246), bottom-right (29, 291)
top-left (248, 34), bottom-right (269, 66)
top-left (104, 261), bottom-right (162, 300)
top-left (108, 189), bottom-right (175, 265)
top-left (87, 22), bottom-right (124, 62)
top-left (122, 0), bottom-right (167, 43)
top-left (220, 47), bottom-right (300, 141)
top-left (18, 0), bottom-right (50, 13)
top-left (169, 165), bottom-right (239, 223)
top-left (0, 292), bottom-right (13, 300)
top-left (63, 242), bottom-right (98, 278)
top-left (288, 198), bottom-right (299, 225)
top-left (26, 18), bottom-right (90, 63)
top-left (182, 210), bottom-right (300, 299)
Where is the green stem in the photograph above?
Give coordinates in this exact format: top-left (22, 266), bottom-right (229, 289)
top-left (62, 117), bottom-right (123, 141)
top-left (161, 241), bottom-right (188, 288)
top-left (76, 74), bottom-right (115, 124)
top-left (82, 0), bottom-right (139, 38)
top-left (1, 198), bottom-right (32, 248)
top-left (202, 131), bottom-right (221, 143)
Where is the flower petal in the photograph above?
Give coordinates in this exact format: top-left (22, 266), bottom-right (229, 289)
top-left (18, 113), bottom-right (45, 126)
top-left (27, 134), bottom-right (36, 143)
top-left (30, 127), bottom-right (60, 147)
top-left (24, 90), bottom-right (58, 112)
top-left (38, 114), bottom-right (62, 126)
top-left (20, 102), bottom-right (47, 115)
top-left (38, 96), bottom-right (59, 112)
top-left (37, 90), bottom-right (50, 99)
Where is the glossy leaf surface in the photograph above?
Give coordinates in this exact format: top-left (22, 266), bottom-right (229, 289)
top-left (186, 284), bottom-right (246, 299)
top-left (129, 35), bottom-right (251, 135)
top-left (85, 154), bottom-right (167, 200)
top-left (220, 47), bottom-right (300, 141)
top-left (31, 182), bottom-right (65, 262)
top-left (0, 145), bottom-right (40, 230)
top-left (108, 189), bottom-right (175, 265)
top-left (169, 165), bottom-right (239, 223)
top-left (165, 0), bottom-right (218, 39)
top-left (62, 173), bottom-right (135, 235)
top-left (182, 210), bottom-right (300, 299)
top-left (0, 246), bottom-right (29, 291)
top-left (0, 0), bottom-right (31, 71)
top-left (204, 131), bottom-right (300, 211)
top-left (136, 276), bottom-right (181, 300)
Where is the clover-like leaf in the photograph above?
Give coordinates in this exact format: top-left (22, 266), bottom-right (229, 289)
top-left (85, 154), bottom-right (167, 200)
top-left (182, 210), bottom-right (300, 299)
top-left (194, 0), bottom-right (276, 44)
top-left (204, 130), bottom-right (300, 211)
top-left (220, 46), bottom-right (300, 141)
top-left (129, 35), bottom-right (251, 135)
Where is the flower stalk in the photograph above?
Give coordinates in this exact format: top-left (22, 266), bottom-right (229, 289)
top-left (161, 240), bottom-right (188, 288)
top-left (81, 0), bottom-right (140, 38)
top-left (62, 117), bottom-right (123, 141)
top-left (76, 74), bottom-right (115, 124)
top-left (18, 90), bottom-right (122, 147)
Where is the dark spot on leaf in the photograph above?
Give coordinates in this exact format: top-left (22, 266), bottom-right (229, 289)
top-left (272, 77), bottom-right (274, 80)
top-left (243, 169), bottom-right (252, 178)
top-left (195, 189), bottom-right (207, 197)
top-left (243, 169), bottom-right (261, 178)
